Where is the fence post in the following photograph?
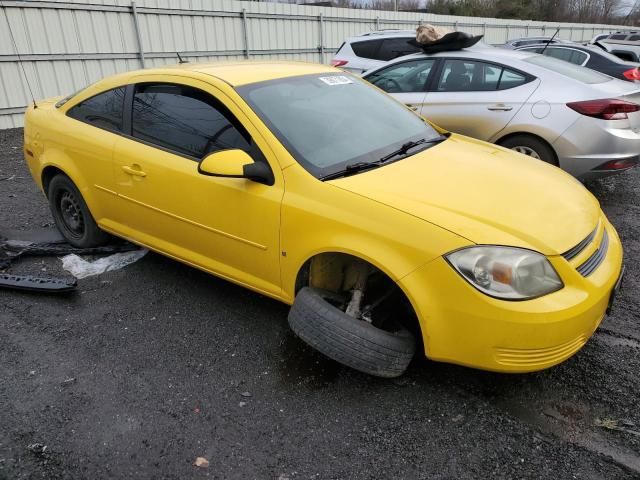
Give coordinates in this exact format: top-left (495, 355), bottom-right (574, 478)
top-left (375, 16), bottom-right (380, 31)
top-left (318, 13), bottom-right (324, 63)
top-left (542, 24), bottom-right (545, 35)
top-left (483, 22), bottom-right (486, 37)
top-left (526, 23), bottom-right (529, 36)
top-left (505, 24), bottom-right (509, 41)
top-left (241, 9), bottom-right (249, 59)
top-left (131, 0), bottom-right (146, 68)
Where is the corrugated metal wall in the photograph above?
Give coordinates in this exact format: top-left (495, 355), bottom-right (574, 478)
top-left (0, 0), bottom-right (634, 128)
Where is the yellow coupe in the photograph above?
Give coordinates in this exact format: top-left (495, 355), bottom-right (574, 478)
top-left (23, 62), bottom-right (623, 377)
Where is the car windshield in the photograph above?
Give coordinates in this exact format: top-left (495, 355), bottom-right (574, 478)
top-left (523, 54), bottom-right (612, 83)
top-left (237, 73), bottom-right (441, 178)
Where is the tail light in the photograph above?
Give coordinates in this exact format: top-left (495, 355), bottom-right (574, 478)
top-left (330, 59), bottom-right (348, 67)
top-left (623, 68), bottom-right (640, 81)
top-left (567, 99), bottom-right (640, 120)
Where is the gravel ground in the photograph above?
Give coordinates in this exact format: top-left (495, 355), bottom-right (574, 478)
top-left (1, 127), bottom-right (639, 480)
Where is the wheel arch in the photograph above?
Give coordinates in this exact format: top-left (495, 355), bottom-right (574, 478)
top-left (39, 154), bottom-right (105, 222)
top-left (494, 131), bottom-right (559, 166)
top-left (292, 249), bottom-right (424, 343)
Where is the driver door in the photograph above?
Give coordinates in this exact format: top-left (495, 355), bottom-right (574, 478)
top-left (107, 77), bottom-right (284, 297)
top-left (365, 58), bottom-right (436, 112)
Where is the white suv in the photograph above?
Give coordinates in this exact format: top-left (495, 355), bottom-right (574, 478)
top-left (330, 30), bottom-right (421, 74)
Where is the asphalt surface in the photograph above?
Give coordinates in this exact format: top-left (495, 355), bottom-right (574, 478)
top-left (1, 126), bottom-right (639, 480)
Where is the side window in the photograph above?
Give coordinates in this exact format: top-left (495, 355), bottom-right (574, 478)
top-left (499, 69), bottom-right (527, 89)
top-left (438, 60), bottom-right (502, 92)
top-left (610, 34), bottom-right (627, 40)
top-left (376, 38), bottom-right (422, 61)
top-left (67, 87), bottom-right (125, 133)
top-left (546, 48), bottom-right (587, 65)
top-left (545, 47), bottom-right (573, 62)
top-left (437, 60), bottom-right (529, 92)
top-left (629, 35), bottom-right (640, 41)
top-left (131, 83), bottom-right (251, 159)
top-left (351, 40), bottom-right (382, 59)
top-left (366, 59), bottom-right (436, 93)
top-left (569, 50), bottom-right (588, 65)
top-left (437, 60), bottom-right (474, 91)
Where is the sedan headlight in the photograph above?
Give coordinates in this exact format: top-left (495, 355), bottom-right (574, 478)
top-left (445, 246), bottom-right (563, 300)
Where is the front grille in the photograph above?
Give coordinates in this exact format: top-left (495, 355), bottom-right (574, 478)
top-left (562, 224), bottom-right (598, 261)
top-left (577, 230), bottom-right (609, 277)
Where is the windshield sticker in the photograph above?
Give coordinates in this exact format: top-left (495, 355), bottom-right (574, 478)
top-left (319, 76), bottom-right (353, 86)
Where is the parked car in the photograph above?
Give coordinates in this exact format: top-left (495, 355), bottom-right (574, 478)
top-left (597, 33), bottom-right (640, 62)
top-left (24, 62), bottom-right (623, 377)
top-left (515, 42), bottom-right (640, 82)
top-left (500, 36), bottom-right (572, 49)
top-left (331, 30), bottom-right (423, 73)
top-left (363, 47), bottom-right (640, 178)
top-left (602, 31), bottom-right (640, 42)
top-left (590, 33), bottom-right (612, 44)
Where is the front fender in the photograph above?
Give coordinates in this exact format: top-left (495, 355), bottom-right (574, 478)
top-left (279, 165), bottom-right (470, 303)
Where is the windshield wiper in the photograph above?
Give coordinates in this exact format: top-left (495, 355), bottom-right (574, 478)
top-left (320, 161), bottom-right (381, 181)
top-left (378, 138), bottom-right (430, 163)
top-left (320, 135), bottom-right (448, 181)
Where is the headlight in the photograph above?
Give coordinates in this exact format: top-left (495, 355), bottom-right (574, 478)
top-left (445, 246), bottom-right (563, 300)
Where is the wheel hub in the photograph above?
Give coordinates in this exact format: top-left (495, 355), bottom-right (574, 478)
top-left (59, 191), bottom-right (84, 235)
top-left (511, 146), bottom-right (541, 160)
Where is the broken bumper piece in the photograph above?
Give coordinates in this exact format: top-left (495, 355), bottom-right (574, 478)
top-left (0, 273), bottom-right (77, 293)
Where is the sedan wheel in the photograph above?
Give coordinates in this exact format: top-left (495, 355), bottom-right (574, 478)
top-left (511, 145), bottom-right (541, 160)
top-left (498, 134), bottom-right (558, 166)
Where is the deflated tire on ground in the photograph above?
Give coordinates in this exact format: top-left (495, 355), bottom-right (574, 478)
top-left (288, 287), bottom-right (416, 378)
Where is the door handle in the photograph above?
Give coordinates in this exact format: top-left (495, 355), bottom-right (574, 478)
top-left (121, 165), bottom-right (147, 177)
top-left (406, 104), bottom-right (420, 111)
top-left (487, 104), bottom-right (513, 111)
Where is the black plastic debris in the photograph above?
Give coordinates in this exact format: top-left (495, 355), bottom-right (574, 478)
top-left (409, 32), bottom-right (484, 54)
top-left (0, 226), bottom-right (137, 293)
top-left (0, 273), bottom-right (77, 293)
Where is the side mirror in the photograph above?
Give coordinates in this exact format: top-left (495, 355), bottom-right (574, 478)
top-left (198, 149), bottom-right (274, 185)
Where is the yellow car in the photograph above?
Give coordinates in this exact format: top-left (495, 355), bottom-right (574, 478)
top-left (23, 62), bottom-right (623, 378)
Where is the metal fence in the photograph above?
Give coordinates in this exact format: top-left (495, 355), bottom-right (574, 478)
top-left (0, 0), bottom-right (635, 128)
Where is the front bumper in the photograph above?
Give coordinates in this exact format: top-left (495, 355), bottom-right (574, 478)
top-left (553, 116), bottom-right (640, 180)
top-left (400, 216), bottom-right (623, 372)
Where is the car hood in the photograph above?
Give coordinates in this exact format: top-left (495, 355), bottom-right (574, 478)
top-left (330, 134), bottom-right (600, 255)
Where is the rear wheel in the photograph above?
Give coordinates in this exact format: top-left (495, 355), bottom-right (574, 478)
top-left (499, 134), bottom-right (557, 166)
top-left (48, 174), bottom-right (109, 248)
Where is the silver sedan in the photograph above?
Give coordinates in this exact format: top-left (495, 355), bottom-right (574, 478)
top-left (363, 47), bottom-right (640, 179)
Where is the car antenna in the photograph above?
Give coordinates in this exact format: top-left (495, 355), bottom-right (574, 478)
top-left (1, 0), bottom-right (37, 108)
top-left (177, 52), bottom-right (189, 64)
top-left (541, 28), bottom-right (560, 55)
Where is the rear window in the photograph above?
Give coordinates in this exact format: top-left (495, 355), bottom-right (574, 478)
top-left (524, 54), bottom-right (611, 84)
top-left (351, 40), bottom-right (382, 59)
top-left (377, 38), bottom-right (421, 61)
top-left (67, 87), bottom-right (126, 133)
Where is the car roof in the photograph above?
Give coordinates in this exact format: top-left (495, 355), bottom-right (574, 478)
top-left (136, 61), bottom-right (338, 87)
top-left (346, 30), bottom-right (415, 42)
top-left (379, 46), bottom-right (537, 64)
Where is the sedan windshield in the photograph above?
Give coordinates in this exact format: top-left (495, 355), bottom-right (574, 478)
top-left (237, 74), bottom-right (441, 178)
